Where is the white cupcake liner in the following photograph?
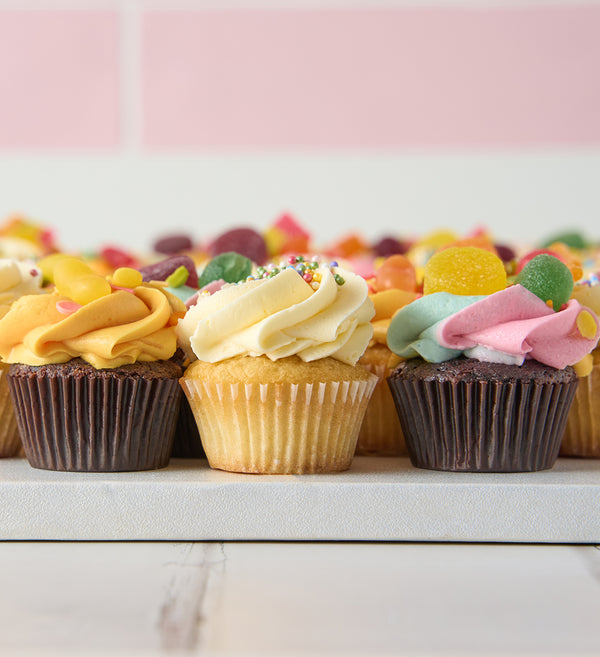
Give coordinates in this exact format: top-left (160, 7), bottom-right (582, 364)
top-left (181, 376), bottom-right (377, 474)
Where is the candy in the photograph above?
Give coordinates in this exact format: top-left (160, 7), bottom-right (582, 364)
top-left (423, 247), bottom-right (507, 296)
top-left (264, 213), bottom-right (311, 256)
top-left (38, 253), bottom-right (74, 284)
top-left (100, 246), bottom-right (138, 269)
top-left (53, 257), bottom-right (94, 289)
top-left (139, 255), bottom-right (199, 288)
top-left (59, 274), bottom-right (112, 306)
top-left (372, 236), bottom-right (409, 257)
top-left (326, 233), bottom-right (369, 258)
top-left (166, 265), bottom-right (189, 288)
top-left (515, 254), bottom-right (573, 311)
top-left (209, 228), bottom-right (267, 265)
top-left (153, 234), bottom-right (194, 255)
top-left (541, 231), bottom-right (588, 250)
top-left (577, 310), bottom-right (597, 340)
top-left (375, 255), bottom-right (416, 292)
top-left (494, 244), bottom-right (516, 263)
top-left (112, 267), bottom-right (143, 289)
top-left (198, 252), bottom-right (252, 288)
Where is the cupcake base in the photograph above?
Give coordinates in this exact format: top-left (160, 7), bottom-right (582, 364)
top-left (561, 351), bottom-right (600, 458)
top-left (356, 345), bottom-right (407, 456)
top-left (8, 358), bottom-right (182, 472)
top-left (181, 355), bottom-right (377, 474)
top-left (0, 362), bottom-right (21, 458)
top-left (388, 358), bottom-right (578, 473)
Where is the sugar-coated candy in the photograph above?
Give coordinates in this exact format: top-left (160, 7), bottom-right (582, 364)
top-left (516, 254), bottom-right (573, 311)
top-left (375, 255), bottom-right (416, 292)
top-left (153, 234), bottom-right (193, 255)
top-left (165, 265), bottom-right (189, 288)
top-left (423, 247), bottom-right (507, 296)
top-left (198, 252), bottom-right (252, 289)
top-left (209, 228), bottom-right (267, 265)
top-left (494, 244), bottom-right (516, 263)
top-left (139, 255), bottom-right (199, 288)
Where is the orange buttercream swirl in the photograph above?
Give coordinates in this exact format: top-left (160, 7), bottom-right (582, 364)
top-left (0, 285), bottom-right (182, 368)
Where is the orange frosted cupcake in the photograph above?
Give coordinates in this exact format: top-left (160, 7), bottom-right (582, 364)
top-left (357, 256), bottom-right (419, 456)
top-left (177, 256), bottom-right (378, 474)
top-left (0, 257), bottom-right (185, 472)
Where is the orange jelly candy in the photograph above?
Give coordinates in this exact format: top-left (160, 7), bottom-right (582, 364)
top-left (375, 255), bottom-right (417, 292)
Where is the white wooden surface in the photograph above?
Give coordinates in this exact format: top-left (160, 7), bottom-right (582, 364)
top-left (1, 542), bottom-right (599, 655)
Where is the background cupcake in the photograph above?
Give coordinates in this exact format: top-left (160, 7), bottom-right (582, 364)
top-left (177, 257), bottom-right (377, 474)
top-left (0, 258), bottom-right (43, 458)
top-left (0, 257), bottom-right (184, 472)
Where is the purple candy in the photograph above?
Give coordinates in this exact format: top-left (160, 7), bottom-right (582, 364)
top-left (153, 234), bottom-right (194, 255)
top-left (373, 236), bottom-right (409, 257)
top-left (494, 243), bottom-right (516, 263)
top-left (209, 228), bottom-right (267, 265)
top-left (139, 255), bottom-right (199, 288)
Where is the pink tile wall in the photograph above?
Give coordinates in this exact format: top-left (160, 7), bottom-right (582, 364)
top-left (142, 6), bottom-right (600, 149)
top-left (0, 11), bottom-right (119, 149)
top-left (1, 6), bottom-right (600, 151)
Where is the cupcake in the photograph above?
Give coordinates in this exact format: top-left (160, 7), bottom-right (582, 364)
top-left (176, 257), bottom-right (378, 474)
top-left (386, 248), bottom-right (599, 472)
top-left (561, 281), bottom-right (600, 457)
top-left (0, 259), bottom-right (43, 458)
top-left (0, 258), bottom-right (185, 472)
top-left (356, 256), bottom-right (419, 455)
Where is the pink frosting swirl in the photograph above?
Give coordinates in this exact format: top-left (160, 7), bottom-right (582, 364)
top-left (437, 285), bottom-right (599, 369)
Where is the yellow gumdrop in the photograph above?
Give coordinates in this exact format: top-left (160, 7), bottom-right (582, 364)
top-left (112, 267), bottom-right (143, 288)
top-left (423, 246), bottom-right (507, 296)
top-left (576, 310), bottom-right (598, 340)
top-left (63, 274), bottom-right (112, 305)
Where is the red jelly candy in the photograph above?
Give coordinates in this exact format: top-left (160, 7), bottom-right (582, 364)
top-left (209, 228), bottom-right (268, 265)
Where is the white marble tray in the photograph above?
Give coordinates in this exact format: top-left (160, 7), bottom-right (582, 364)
top-left (0, 456), bottom-right (599, 543)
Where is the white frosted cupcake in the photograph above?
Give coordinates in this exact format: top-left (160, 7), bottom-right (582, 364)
top-left (177, 257), bottom-right (378, 474)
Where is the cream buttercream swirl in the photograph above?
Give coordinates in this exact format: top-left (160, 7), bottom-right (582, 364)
top-left (387, 284), bottom-right (600, 369)
top-left (177, 266), bottom-right (374, 365)
top-left (0, 259), bottom-right (43, 319)
top-left (0, 284), bottom-right (184, 369)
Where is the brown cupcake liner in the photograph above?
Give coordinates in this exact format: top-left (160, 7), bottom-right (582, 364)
top-left (356, 361), bottom-right (407, 456)
top-left (8, 364), bottom-right (181, 472)
top-left (561, 363), bottom-right (600, 457)
top-left (182, 377), bottom-right (377, 474)
top-left (388, 376), bottom-right (578, 472)
top-left (170, 395), bottom-right (206, 458)
top-left (0, 365), bottom-right (21, 458)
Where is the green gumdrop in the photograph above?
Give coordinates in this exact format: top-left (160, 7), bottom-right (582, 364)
top-left (198, 252), bottom-right (252, 288)
top-left (516, 254), bottom-right (573, 311)
top-left (540, 231), bottom-right (588, 250)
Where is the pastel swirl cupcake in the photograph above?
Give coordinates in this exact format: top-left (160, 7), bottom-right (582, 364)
top-left (386, 248), bottom-right (599, 472)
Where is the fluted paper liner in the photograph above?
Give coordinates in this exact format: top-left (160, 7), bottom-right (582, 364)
top-left (8, 365), bottom-right (181, 472)
top-left (0, 364), bottom-right (21, 458)
top-left (182, 376), bottom-right (377, 474)
top-left (388, 376), bottom-right (578, 472)
top-left (356, 361), bottom-right (407, 456)
top-left (562, 358), bottom-right (600, 457)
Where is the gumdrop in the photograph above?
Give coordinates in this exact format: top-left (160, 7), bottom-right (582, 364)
top-left (423, 247), bottom-right (507, 296)
top-left (209, 228), bottom-right (267, 265)
top-left (516, 254), bottom-right (574, 311)
top-left (198, 252), bottom-right (252, 288)
top-left (375, 255), bottom-right (416, 292)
